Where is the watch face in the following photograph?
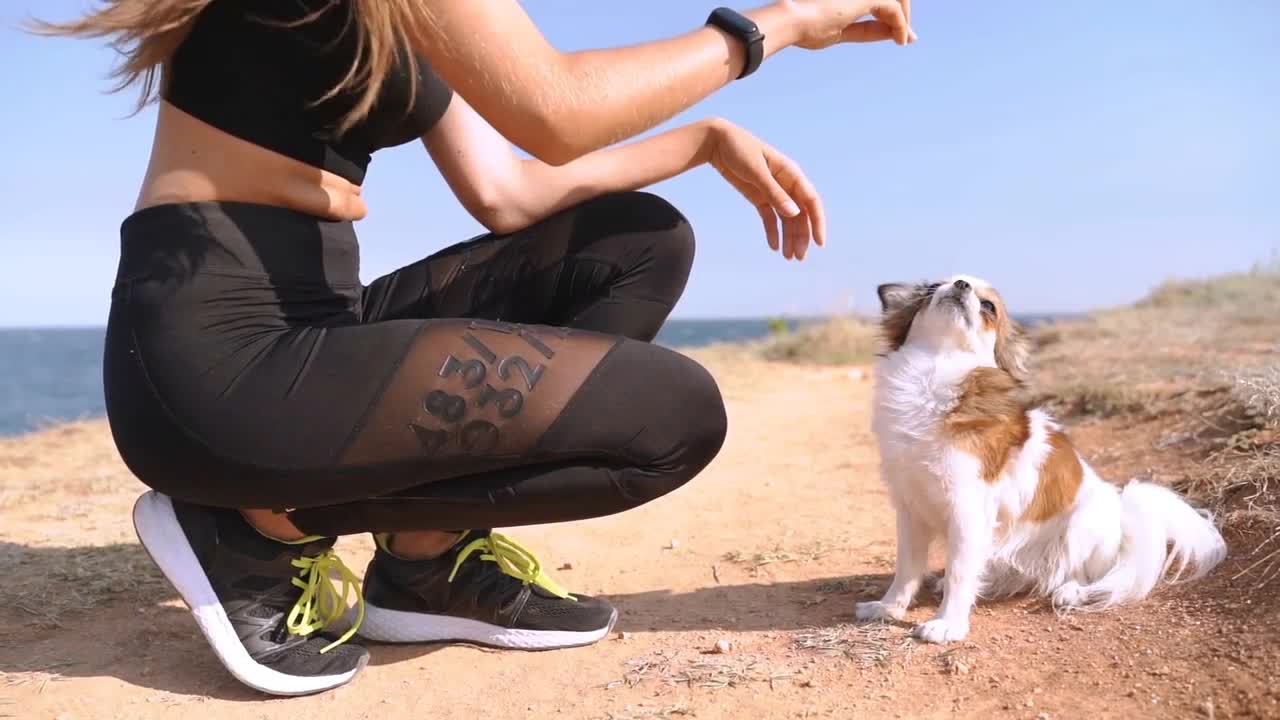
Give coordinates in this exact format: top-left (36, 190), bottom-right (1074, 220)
top-left (712, 8), bottom-right (760, 37)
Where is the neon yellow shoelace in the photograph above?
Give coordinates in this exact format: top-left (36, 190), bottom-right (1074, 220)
top-left (446, 532), bottom-right (576, 601)
top-left (284, 548), bottom-right (366, 653)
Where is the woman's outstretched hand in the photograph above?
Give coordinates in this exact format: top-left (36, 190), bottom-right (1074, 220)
top-left (704, 119), bottom-right (826, 262)
top-left (781, 0), bottom-right (915, 49)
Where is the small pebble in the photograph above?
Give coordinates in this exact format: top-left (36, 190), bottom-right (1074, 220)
top-left (616, 631), bottom-right (632, 641)
top-left (558, 562), bottom-right (574, 571)
top-left (713, 639), bottom-right (732, 654)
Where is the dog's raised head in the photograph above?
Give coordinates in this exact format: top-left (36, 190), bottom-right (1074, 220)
top-left (876, 275), bottom-right (1031, 382)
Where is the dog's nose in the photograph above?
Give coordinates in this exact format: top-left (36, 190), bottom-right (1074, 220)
top-left (953, 279), bottom-right (970, 292)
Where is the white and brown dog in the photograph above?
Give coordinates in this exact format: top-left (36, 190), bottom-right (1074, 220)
top-left (856, 274), bottom-right (1227, 644)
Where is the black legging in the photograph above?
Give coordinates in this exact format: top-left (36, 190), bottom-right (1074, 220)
top-left (103, 191), bottom-right (727, 536)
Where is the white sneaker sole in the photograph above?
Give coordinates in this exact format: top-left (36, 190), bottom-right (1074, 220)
top-left (131, 490), bottom-right (366, 696)
top-left (357, 602), bottom-right (618, 650)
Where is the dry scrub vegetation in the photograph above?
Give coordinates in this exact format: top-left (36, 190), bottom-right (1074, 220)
top-left (1030, 265), bottom-right (1280, 579)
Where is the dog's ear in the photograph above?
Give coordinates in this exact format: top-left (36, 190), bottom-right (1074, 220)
top-left (877, 282), bottom-right (929, 353)
top-left (995, 318), bottom-right (1032, 383)
top-left (877, 283), bottom-right (919, 314)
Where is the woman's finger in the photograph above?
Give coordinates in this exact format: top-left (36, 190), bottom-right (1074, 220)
top-left (841, 20), bottom-right (895, 44)
top-left (756, 204), bottom-right (780, 252)
top-left (720, 163), bottom-right (781, 251)
top-left (870, 2), bottom-right (910, 45)
top-left (783, 210), bottom-right (811, 261)
top-left (766, 148), bottom-right (826, 250)
top-left (793, 177), bottom-right (825, 249)
top-left (749, 152), bottom-right (802, 220)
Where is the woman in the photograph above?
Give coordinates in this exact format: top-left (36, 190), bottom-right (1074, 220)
top-left (34, 0), bottom-right (915, 697)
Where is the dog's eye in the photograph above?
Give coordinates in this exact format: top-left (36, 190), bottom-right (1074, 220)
top-left (980, 299), bottom-right (997, 315)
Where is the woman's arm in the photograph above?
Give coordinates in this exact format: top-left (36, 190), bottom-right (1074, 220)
top-left (412, 0), bottom-right (911, 165)
top-left (424, 95), bottom-right (716, 235)
top-left (425, 95), bottom-right (825, 260)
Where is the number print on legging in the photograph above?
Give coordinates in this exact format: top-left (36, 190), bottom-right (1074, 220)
top-left (439, 354), bottom-right (486, 389)
top-left (461, 331), bottom-right (498, 364)
top-left (477, 383), bottom-right (524, 418)
top-left (468, 319), bottom-right (557, 359)
top-left (497, 354), bottom-right (544, 391)
top-left (459, 420), bottom-right (499, 453)
top-left (423, 390), bottom-right (467, 423)
top-left (408, 423), bottom-right (449, 454)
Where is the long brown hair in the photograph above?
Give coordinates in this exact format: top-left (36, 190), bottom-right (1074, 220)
top-left (25, 0), bottom-right (431, 134)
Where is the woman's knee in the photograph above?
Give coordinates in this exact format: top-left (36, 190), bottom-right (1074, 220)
top-left (602, 341), bottom-right (727, 504)
top-left (540, 337), bottom-right (726, 484)
top-left (624, 362), bottom-right (726, 504)
top-left (577, 190), bottom-right (695, 284)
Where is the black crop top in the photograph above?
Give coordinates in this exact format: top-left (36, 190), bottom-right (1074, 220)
top-left (165, 0), bottom-right (454, 185)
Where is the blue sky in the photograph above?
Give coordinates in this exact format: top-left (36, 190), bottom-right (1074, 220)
top-left (2, 1), bottom-right (1277, 326)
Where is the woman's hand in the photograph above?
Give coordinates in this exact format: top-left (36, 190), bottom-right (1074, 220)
top-left (782, 0), bottom-right (916, 49)
top-left (704, 119), bottom-right (826, 262)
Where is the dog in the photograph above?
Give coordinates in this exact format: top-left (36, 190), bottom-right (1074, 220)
top-left (854, 274), bottom-right (1227, 644)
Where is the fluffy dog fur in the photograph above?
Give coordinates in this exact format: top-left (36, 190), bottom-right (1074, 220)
top-left (855, 274), bottom-right (1227, 644)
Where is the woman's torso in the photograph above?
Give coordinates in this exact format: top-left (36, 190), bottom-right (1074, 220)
top-left (135, 0), bottom-right (453, 222)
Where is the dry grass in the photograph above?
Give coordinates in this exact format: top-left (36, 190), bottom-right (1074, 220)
top-left (593, 705), bottom-right (694, 720)
top-left (1229, 364), bottom-right (1280, 423)
top-left (0, 542), bottom-right (171, 629)
top-left (693, 316), bottom-right (882, 367)
top-left (721, 540), bottom-right (833, 575)
top-left (0, 656), bottom-right (77, 690)
top-left (609, 652), bottom-right (792, 692)
top-left (670, 657), bottom-right (793, 689)
top-left (755, 316), bottom-right (883, 366)
top-left (1137, 261), bottom-right (1280, 311)
top-left (791, 622), bottom-right (905, 667)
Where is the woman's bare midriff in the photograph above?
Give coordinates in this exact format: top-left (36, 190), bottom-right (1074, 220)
top-left (133, 101), bottom-right (369, 222)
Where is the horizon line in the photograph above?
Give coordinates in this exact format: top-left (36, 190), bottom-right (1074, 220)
top-left (0, 311), bottom-right (1087, 331)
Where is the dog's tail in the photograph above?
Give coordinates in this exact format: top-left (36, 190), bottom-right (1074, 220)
top-left (1072, 480), bottom-right (1227, 609)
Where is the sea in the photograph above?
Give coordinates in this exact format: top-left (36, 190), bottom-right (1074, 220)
top-left (0, 315), bottom-right (1065, 437)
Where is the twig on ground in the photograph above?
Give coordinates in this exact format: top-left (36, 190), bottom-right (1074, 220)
top-left (792, 623), bottom-right (898, 667)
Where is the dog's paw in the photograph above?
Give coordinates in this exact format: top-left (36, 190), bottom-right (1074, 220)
top-left (912, 617), bottom-right (969, 644)
top-left (855, 600), bottom-right (907, 622)
top-left (1051, 581), bottom-right (1089, 609)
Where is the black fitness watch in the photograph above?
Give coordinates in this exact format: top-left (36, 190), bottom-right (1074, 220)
top-left (706, 7), bottom-right (765, 79)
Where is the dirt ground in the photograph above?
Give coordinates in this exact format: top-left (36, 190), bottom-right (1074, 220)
top-left (1, 351), bottom-right (1278, 720)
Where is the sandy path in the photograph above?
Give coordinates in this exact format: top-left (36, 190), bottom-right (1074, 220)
top-left (1, 354), bottom-right (1276, 720)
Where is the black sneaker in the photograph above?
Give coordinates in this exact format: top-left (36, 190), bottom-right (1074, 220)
top-left (131, 491), bottom-right (369, 696)
top-left (357, 530), bottom-right (618, 649)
